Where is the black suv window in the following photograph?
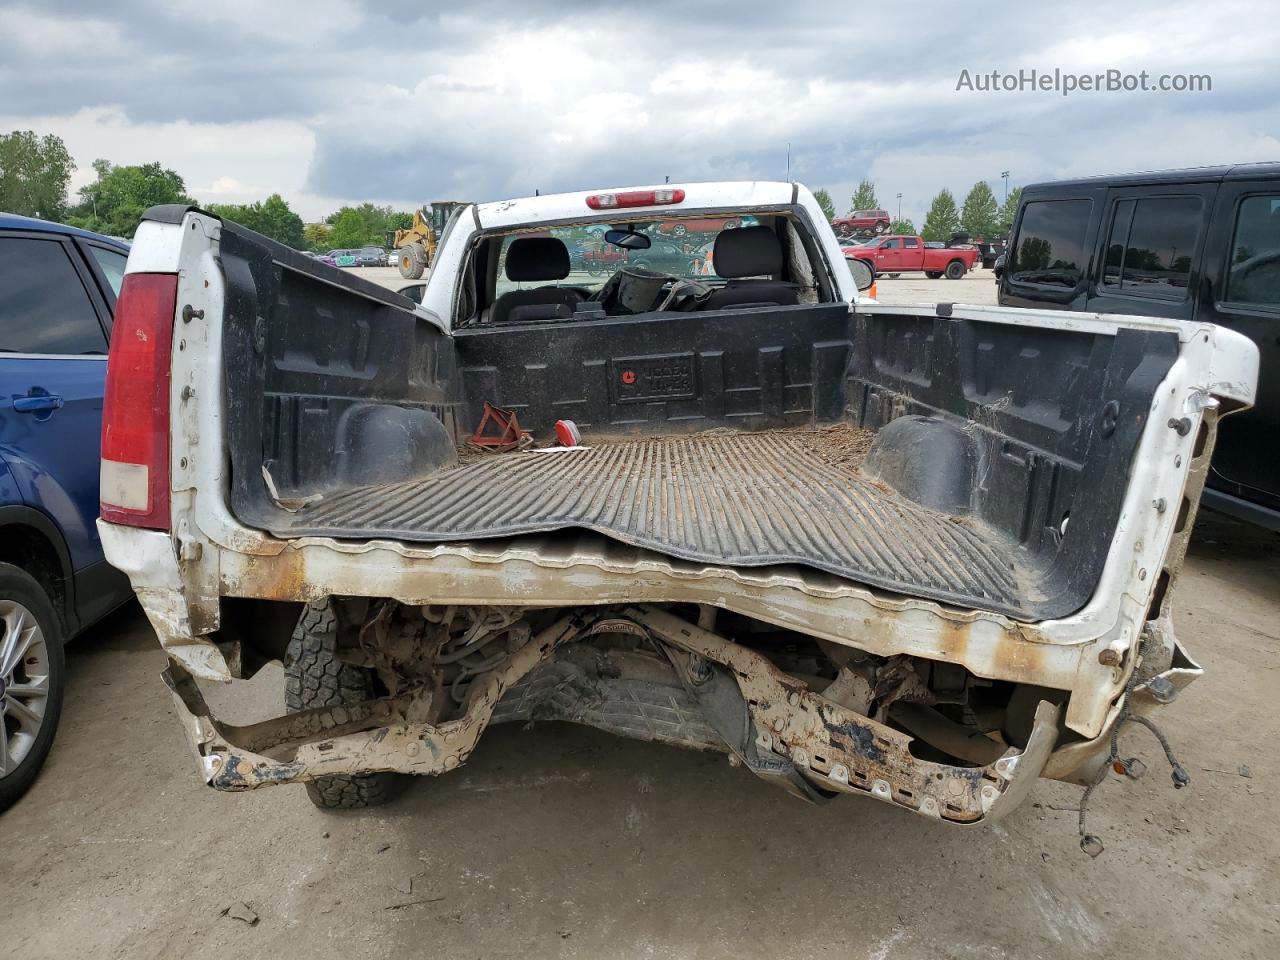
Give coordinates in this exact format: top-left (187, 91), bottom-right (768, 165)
top-left (0, 236), bottom-right (106, 354)
top-left (1226, 194), bottom-right (1280, 306)
top-left (1010, 200), bottom-right (1092, 287)
top-left (1102, 196), bottom-right (1201, 296)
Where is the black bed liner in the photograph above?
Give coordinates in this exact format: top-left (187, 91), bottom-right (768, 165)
top-left (213, 218), bottom-right (1180, 623)
top-left (274, 428), bottom-right (1027, 615)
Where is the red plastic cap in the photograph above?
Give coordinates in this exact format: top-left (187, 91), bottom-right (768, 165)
top-left (554, 420), bottom-right (582, 447)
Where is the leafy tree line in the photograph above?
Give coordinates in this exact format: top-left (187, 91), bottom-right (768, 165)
top-left (8, 128), bottom-right (1028, 252)
top-left (813, 177), bottom-right (1022, 242)
top-left (0, 129), bottom-right (413, 250)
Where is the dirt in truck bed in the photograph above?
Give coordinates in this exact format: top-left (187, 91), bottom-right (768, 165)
top-left (274, 424), bottom-right (1028, 613)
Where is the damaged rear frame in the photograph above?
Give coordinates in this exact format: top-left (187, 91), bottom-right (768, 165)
top-left (162, 604), bottom-right (1061, 824)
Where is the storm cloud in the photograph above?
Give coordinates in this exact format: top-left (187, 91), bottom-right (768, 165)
top-left (1, 0), bottom-right (1275, 222)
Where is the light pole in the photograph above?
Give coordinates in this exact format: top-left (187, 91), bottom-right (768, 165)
top-left (1001, 171), bottom-right (1010, 202)
top-left (896, 192), bottom-right (902, 222)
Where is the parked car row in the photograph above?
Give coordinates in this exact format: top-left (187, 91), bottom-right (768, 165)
top-left (304, 246), bottom-right (389, 268)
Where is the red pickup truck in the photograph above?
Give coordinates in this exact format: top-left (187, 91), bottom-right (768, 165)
top-left (844, 235), bottom-right (979, 279)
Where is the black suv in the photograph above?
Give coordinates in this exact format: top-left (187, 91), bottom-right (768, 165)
top-left (999, 163), bottom-right (1280, 528)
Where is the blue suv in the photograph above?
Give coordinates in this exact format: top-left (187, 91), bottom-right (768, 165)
top-left (0, 213), bottom-right (135, 809)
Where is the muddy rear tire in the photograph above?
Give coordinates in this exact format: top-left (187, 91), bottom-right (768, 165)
top-left (285, 600), bottom-right (404, 810)
top-left (945, 259), bottom-right (966, 280)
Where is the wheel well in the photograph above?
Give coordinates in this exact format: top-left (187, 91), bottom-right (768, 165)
top-left (0, 523), bottom-right (70, 631)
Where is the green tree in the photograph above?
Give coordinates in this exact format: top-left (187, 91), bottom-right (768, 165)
top-left (209, 193), bottom-right (305, 248)
top-left (850, 179), bottom-right (879, 213)
top-left (0, 130), bottom-right (75, 220)
top-left (387, 210), bottom-right (415, 231)
top-left (921, 188), bottom-right (960, 243)
top-left (303, 222), bottom-right (332, 251)
top-left (326, 208), bottom-right (373, 249)
top-left (70, 160), bottom-right (194, 237)
top-left (889, 218), bottom-right (917, 235)
top-left (324, 202), bottom-right (401, 248)
top-left (812, 188), bottom-right (836, 221)
top-left (959, 181), bottom-right (999, 239)
top-left (997, 186), bottom-right (1022, 233)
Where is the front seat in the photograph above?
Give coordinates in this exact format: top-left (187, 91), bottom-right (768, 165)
top-left (491, 237), bottom-right (583, 323)
top-left (701, 225), bottom-right (800, 310)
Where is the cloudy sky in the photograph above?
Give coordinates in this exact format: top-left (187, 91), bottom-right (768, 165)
top-left (2, 0), bottom-right (1277, 224)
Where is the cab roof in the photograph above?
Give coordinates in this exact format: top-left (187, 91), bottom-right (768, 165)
top-left (473, 181), bottom-right (799, 230)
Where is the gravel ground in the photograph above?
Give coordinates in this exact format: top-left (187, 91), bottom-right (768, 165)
top-left (872, 266), bottom-right (1000, 307)
top-left (0, 513), bottom-right (1275, 960)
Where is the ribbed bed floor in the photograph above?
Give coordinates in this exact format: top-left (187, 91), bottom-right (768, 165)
top-left (277, 427), bottom-right (1027, 613)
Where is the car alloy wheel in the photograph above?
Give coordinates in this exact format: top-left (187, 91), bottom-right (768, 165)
top-left (0, 601), bottom-right (49, 780)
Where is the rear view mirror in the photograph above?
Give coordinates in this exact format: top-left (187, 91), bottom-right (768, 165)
top-left (605, 229), bottom-right (651, 250)
top-left (847, 257), bottom-right (875, 292)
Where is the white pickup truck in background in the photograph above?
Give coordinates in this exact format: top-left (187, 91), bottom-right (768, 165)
top-left (97, 182), bottom-right (1257, 848)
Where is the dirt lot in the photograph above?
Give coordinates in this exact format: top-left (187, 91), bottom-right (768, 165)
top-left (873, 265), bottom-right (999, 307)
top-left (0, 514), bottom-right (1275, 960)
top-left (2, 267), bottom-right (1274, 960)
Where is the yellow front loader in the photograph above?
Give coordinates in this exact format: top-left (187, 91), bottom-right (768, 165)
top-left (390, 201), bottom-right (466, 279)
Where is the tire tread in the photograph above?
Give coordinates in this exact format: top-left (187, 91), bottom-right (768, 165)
top-left (284, 601), bottom-right (402, 809)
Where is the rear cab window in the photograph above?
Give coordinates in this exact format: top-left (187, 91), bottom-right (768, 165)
top-left (0, 235), bottom-right (108, 355)
top-left (493, 217), bottom-right (761, 301)
top-left (1008, 199), bottom-right (1093, 290)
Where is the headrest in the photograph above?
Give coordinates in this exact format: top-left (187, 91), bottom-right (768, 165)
top-left (713, 225), bottom-right (783, 279)
top-left (505, 237), bottom-right (570, 281)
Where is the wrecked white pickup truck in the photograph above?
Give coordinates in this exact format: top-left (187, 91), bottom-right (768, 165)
top-left (99, 182), bottom-right (1257, 844)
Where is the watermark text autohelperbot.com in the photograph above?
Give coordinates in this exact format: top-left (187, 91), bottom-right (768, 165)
top-left (956, 68), bottom-right (1211, 97)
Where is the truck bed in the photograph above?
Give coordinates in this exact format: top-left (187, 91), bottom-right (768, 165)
top-left (272, 425), bottom-right (1025, 614)
top-left (215, 222), bottom-right (1181, 622)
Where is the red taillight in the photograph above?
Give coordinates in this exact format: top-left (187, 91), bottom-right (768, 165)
top-left (586, 188), bottom-right (685, 210)
top-left (100, 273), bottom-right (178, 529)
